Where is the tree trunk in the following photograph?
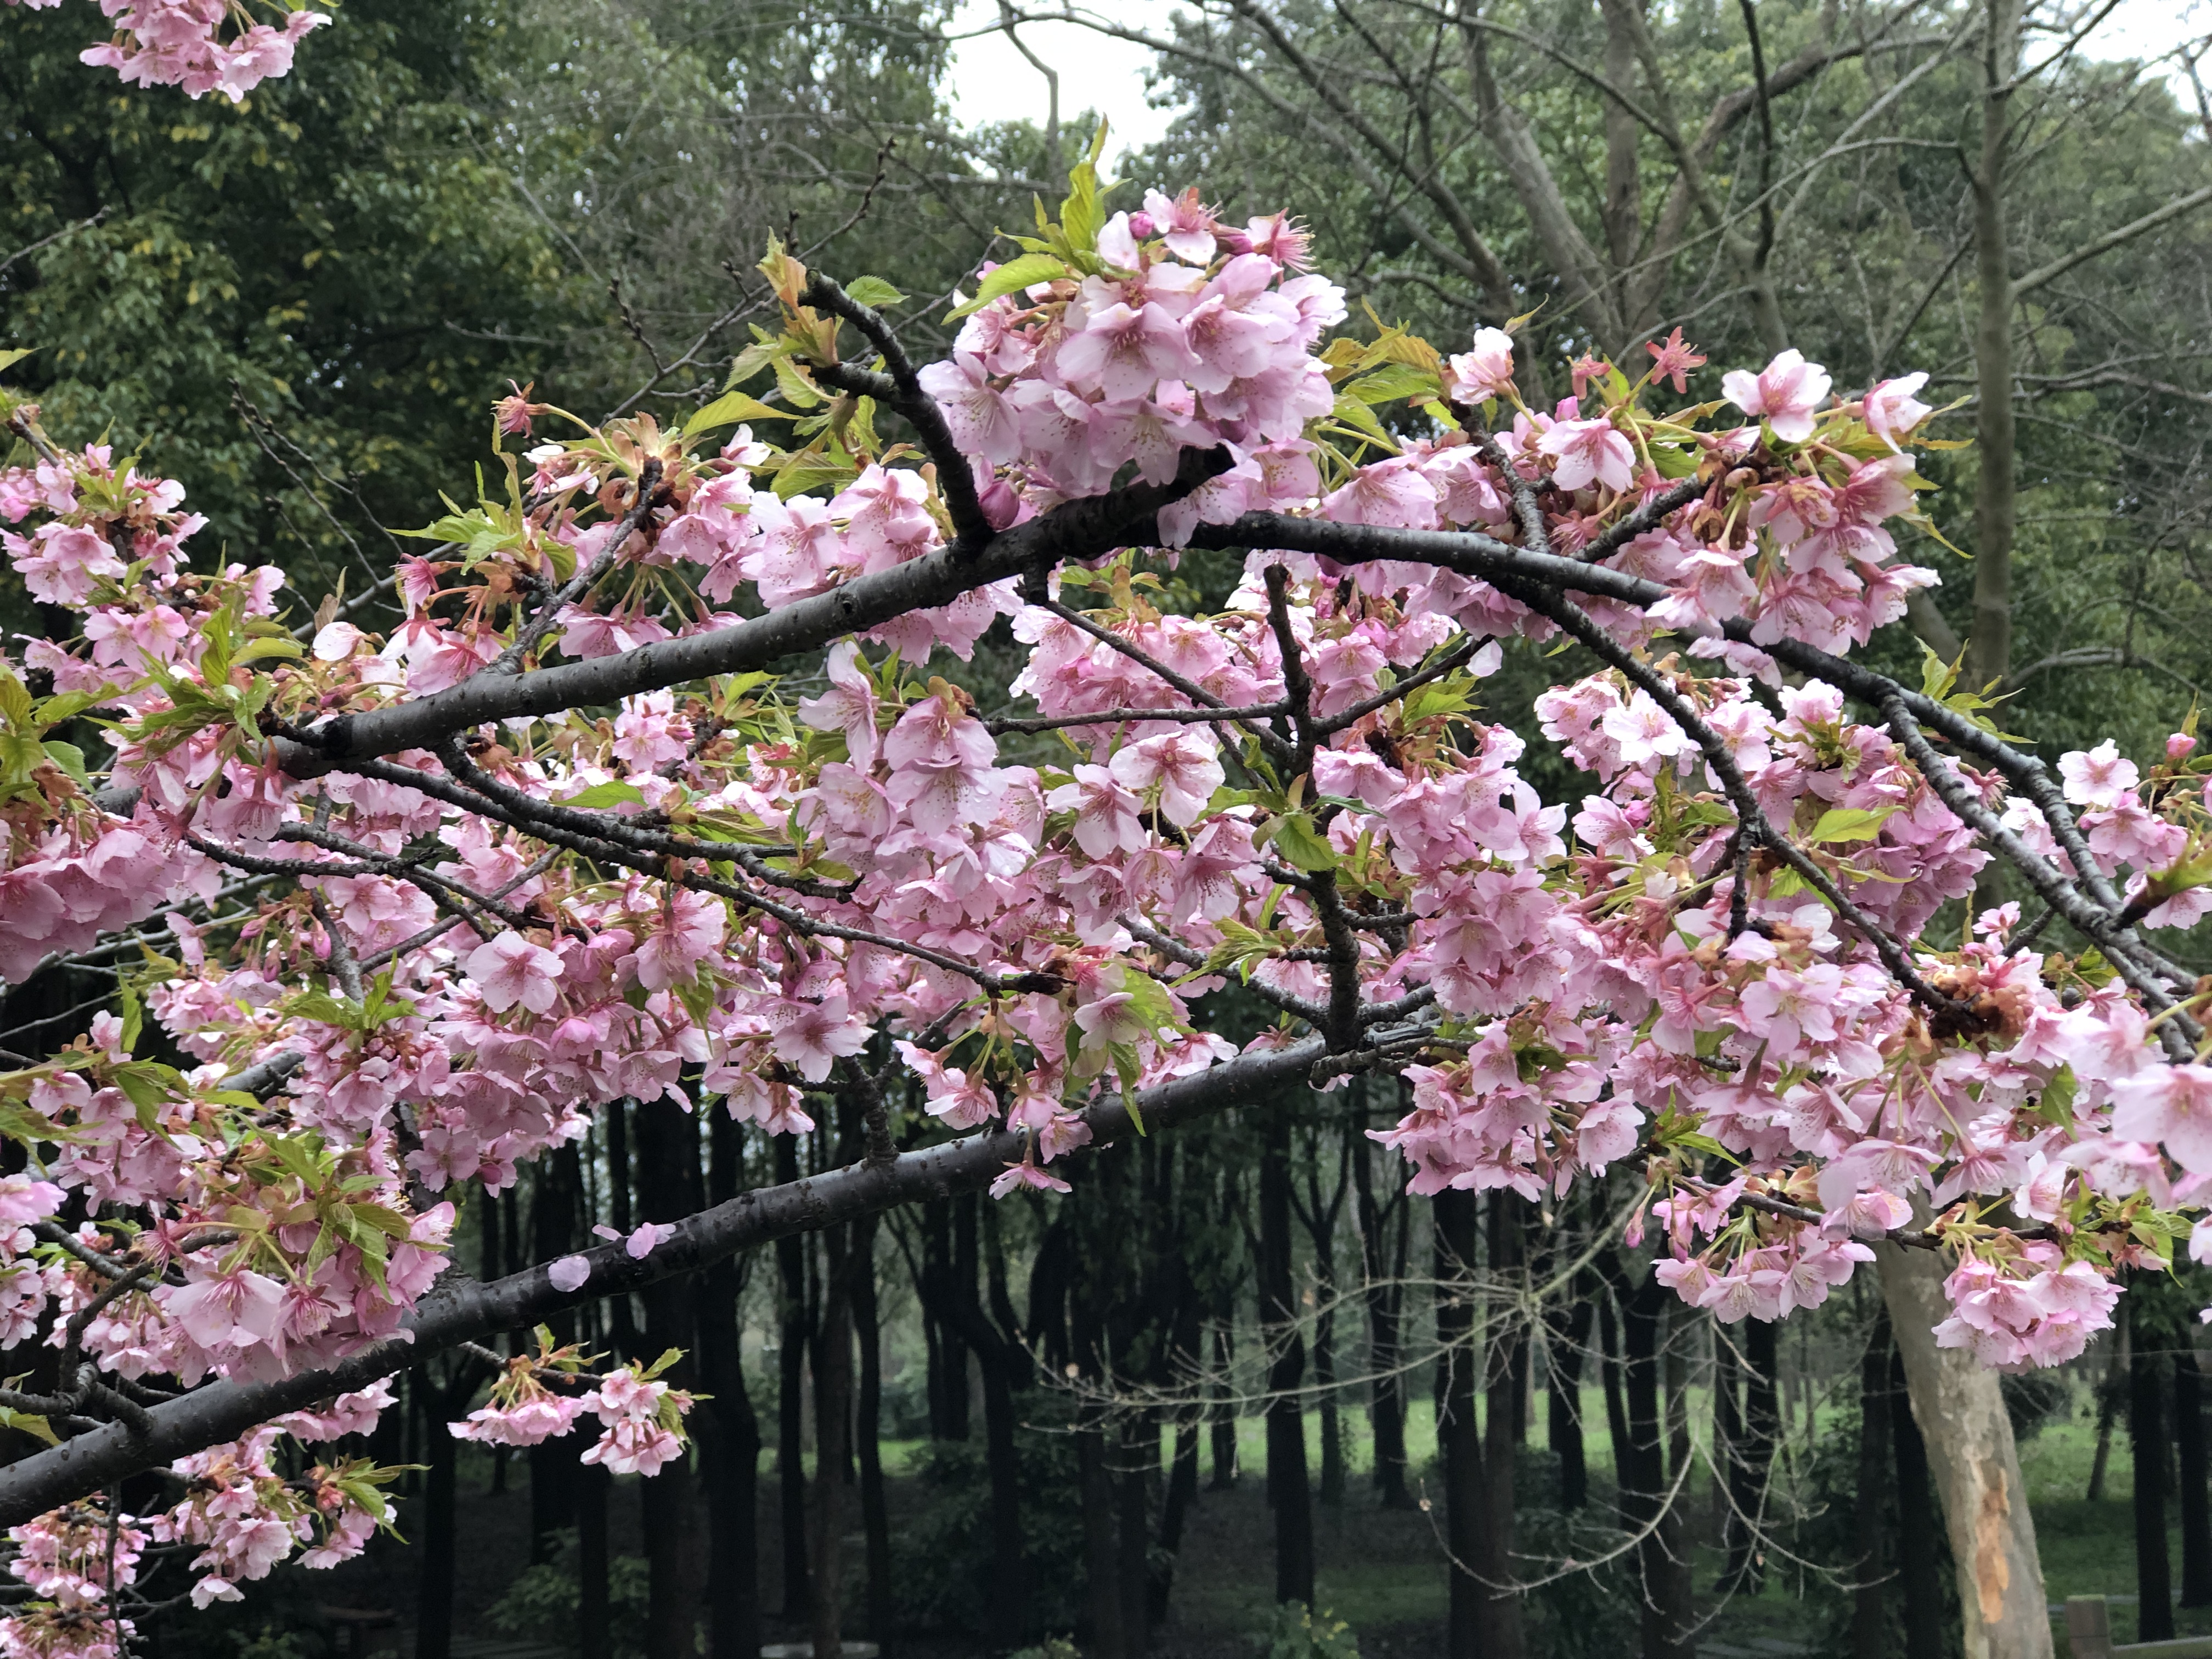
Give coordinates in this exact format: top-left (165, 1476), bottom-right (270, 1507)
top-left (1299, 1126), bottom-right (1349, 1509)
top-left (776, 1135), bottom-right (814, 1621)
top-left (811, 1222), bottom-right (855, 1659)
top-left (579, 1462), bottom-right (613, 1659)
top-left (1851, 1316), bottom-right (1894, 1659)
top-left (700, 1113), bottom-right (763, 1659)
top-left (1357, 1148), bottom-right (1410, 1509)
top-left (1150, 1423), bottom-right (1201, 1628)
top-left (2090, 1322), bottom-right (2127, 1502)
top-left (1724, 1318), bottom-right (1779, 1592)
top-left (605, 1101), bottom-right (639, 1352)
top-left (1436, 1189), bottom-right (1483, 1659)
top-left (1259, 1109), bottom-right (1313, 1605)
top-left (977, 1335), bottom-right (1028, 1649)
top-left (2132, 1300), bottom-right (2175, 1643)
top-left (1209, 1321), bottom-right (1238, 1491)
top-left (1968, 0), bottom-right (2019, 689)
top-left (1116, 1420), bottom-right (1154, 1654)
top-left (637, 1097), bottom-right (706, 1659)
top-left (1890, 1344), bottom-right (1945, 1659)
top-left (1618, 1269), bottom-right (1695, 1659)
top-left (923, 1199), bottom-right (970, 1442)
top-left (1081, 1427), bottom-right (1126, 1659)
top-left (1875, 1242), bottom-right (2052, 1659)
top-left (1480, 1197), bottom-right (1527, 1659)
top-left (528, 1148), bottom-right (583, 1565)
top-left (2180, 1351), bottom-right (2212, 1607)
top-left (1713, 1323), bottom-right (1742, 1555)
top-left (1549, 1291), bottom-right (1593, 1513)
top-left (415, 1369), bottom-right (462, 1659)
top-left (1599, 1290), bottom-right (1630, 1523)
top-left (925, 1192), bottom-right (1028, 1650)
top-left (853, 1213), bottom-right (894, 1645)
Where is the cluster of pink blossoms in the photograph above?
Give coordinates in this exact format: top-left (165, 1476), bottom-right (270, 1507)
top-left (0, 1382), bottom-right (393, 1650)
top-left (450, 1342), bottom-right (695, 1476)
top-left (2, 0), bottom-right (327, 103)
top-left (7, 127), bottom-right (2212, 1648)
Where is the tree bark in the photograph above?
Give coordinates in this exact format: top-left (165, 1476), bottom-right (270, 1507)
top-left (1617, 1268), bottom-right (1695, 1659)
top-left (775, 1134), bottom-right (815, 1621)
top-left (579, 1462), bottom-right (613, 1659)
top-left (1259, 1109), bottom-right (1313, 1605)
top-left (1296, 1125), bottom-right (1349, 1509)
top-left (1151, 1422), bottom-right (1201, 1628)
top-left (921, 1199), bottom-right (970, 1441)
top-left (925, 1192), bottom-right (1028, 1649)
top-left (1209, 1318), bottom-right (1238, 1491)
top-left (1598, 1290), bottom-right (1630, 1525)
top-left (2132, 1298), bottom-right (2175, 1643)
top-left (1548, 1291), bottom-right (1593, 1513)
top-left (1851, 1315), bottom-right (1894, 1659)
top-left (1480, 1197), bottom-right (1527, 1659)
top-left (853, 1212), bottom-right (894, 1646)
top-left (1889, 1344), bottom-right (1944, 1659)
top-left (1354, 1125), bottom-right (1410, 1508)
top-left (700, 1115), bottom-right (763, 1659)
top-left (811, 1222), bottom-right (855, 1659)
top-left (528, 1147), bottom-right (583, 1565)
top-left (2180, 1351), bottom-right (2212, 1607)
top-left (1116, 1419), bottom-right (1155, 1654)
top-left (1723, 1317), bottom-right (1779, 1592)
top-left (414, 1368), bottom-right (462, 1659)
top-left (1081, 1426), bottom-right (1126, 1659)
top-left (637, 1096), bottom-right (706, 1659)
top-left (1435, 1189), bottom-right (1483, 1659)
top-left (1875, 1242), bottom-right (2052, 1659)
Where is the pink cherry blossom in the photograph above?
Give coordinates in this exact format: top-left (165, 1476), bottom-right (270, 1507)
top-left (1722, 349), bottom-right (1833, 444)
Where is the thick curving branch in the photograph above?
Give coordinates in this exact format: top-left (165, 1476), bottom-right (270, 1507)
top-left (0, 1033), bottom-right (1327, 1527)
top-left (281, 452), bottom-right (1231, 774)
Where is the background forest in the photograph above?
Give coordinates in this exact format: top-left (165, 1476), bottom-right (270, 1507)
top-left (4, 0), bottom-right (2211, 1655)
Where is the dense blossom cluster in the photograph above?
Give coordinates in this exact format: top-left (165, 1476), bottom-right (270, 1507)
top-left (2, 57), bottom-right (2210, 1648)
top-left (1, 0), bottom-right (326, 103)
top-left (450, 1339), bottom-right (696, 1476)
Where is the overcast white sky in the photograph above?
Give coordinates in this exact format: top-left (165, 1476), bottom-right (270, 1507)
top-left (944, 0), bottom-right (2208, 166)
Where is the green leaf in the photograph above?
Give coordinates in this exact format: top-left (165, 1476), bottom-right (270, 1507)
top-left (946, 253), bottom-right (1073, 321)
top-left (1269, 812), bottom-right (1339, 872)
top-left (236, 636), bottom-right (304, 665)
top-left (685, 390), bottom-right (789, 436)
top-left (39, 741), bottom-right (88, 791)
top-left (770, 358), bottom-right (824, 411)
top-left (1918, 639), bottom-right (1965, 701)
top-left (119, 980), bottom-right (143, 1056)
top-left (2035, 1064), bottom-right (2079, 1128)
top-left (1807, 806), bottom-right (1898, 844)
top-left (1327, 394), bottom-right (1398, 449)
top-left (1342, 363), bottom-right (1440, 405)
top-left (724, 336), bottom-right (785, 390)
top-left (842, 276), bottom-right (906, 309)
top-left (563, 780), bottom-right (647, 809)
top-left (112, 1061), bottom-right (180, 1137)
top-left (2074, 947), bottom-right (2117, 988)
top-left (0, 348), bottom-right (33, 379)
top-left (1674, 800), bottom-right (1738, 831)
top-left (0, 1405), bottom-right (58, 1448)
top-left (0, 668), bottom-right (31, 731)
top-left (1647, 442), bottom-right (1700, 479)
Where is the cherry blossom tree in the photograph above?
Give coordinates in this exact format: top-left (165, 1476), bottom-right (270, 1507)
top-left (7, 34), bottom-right (2212, 1659)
